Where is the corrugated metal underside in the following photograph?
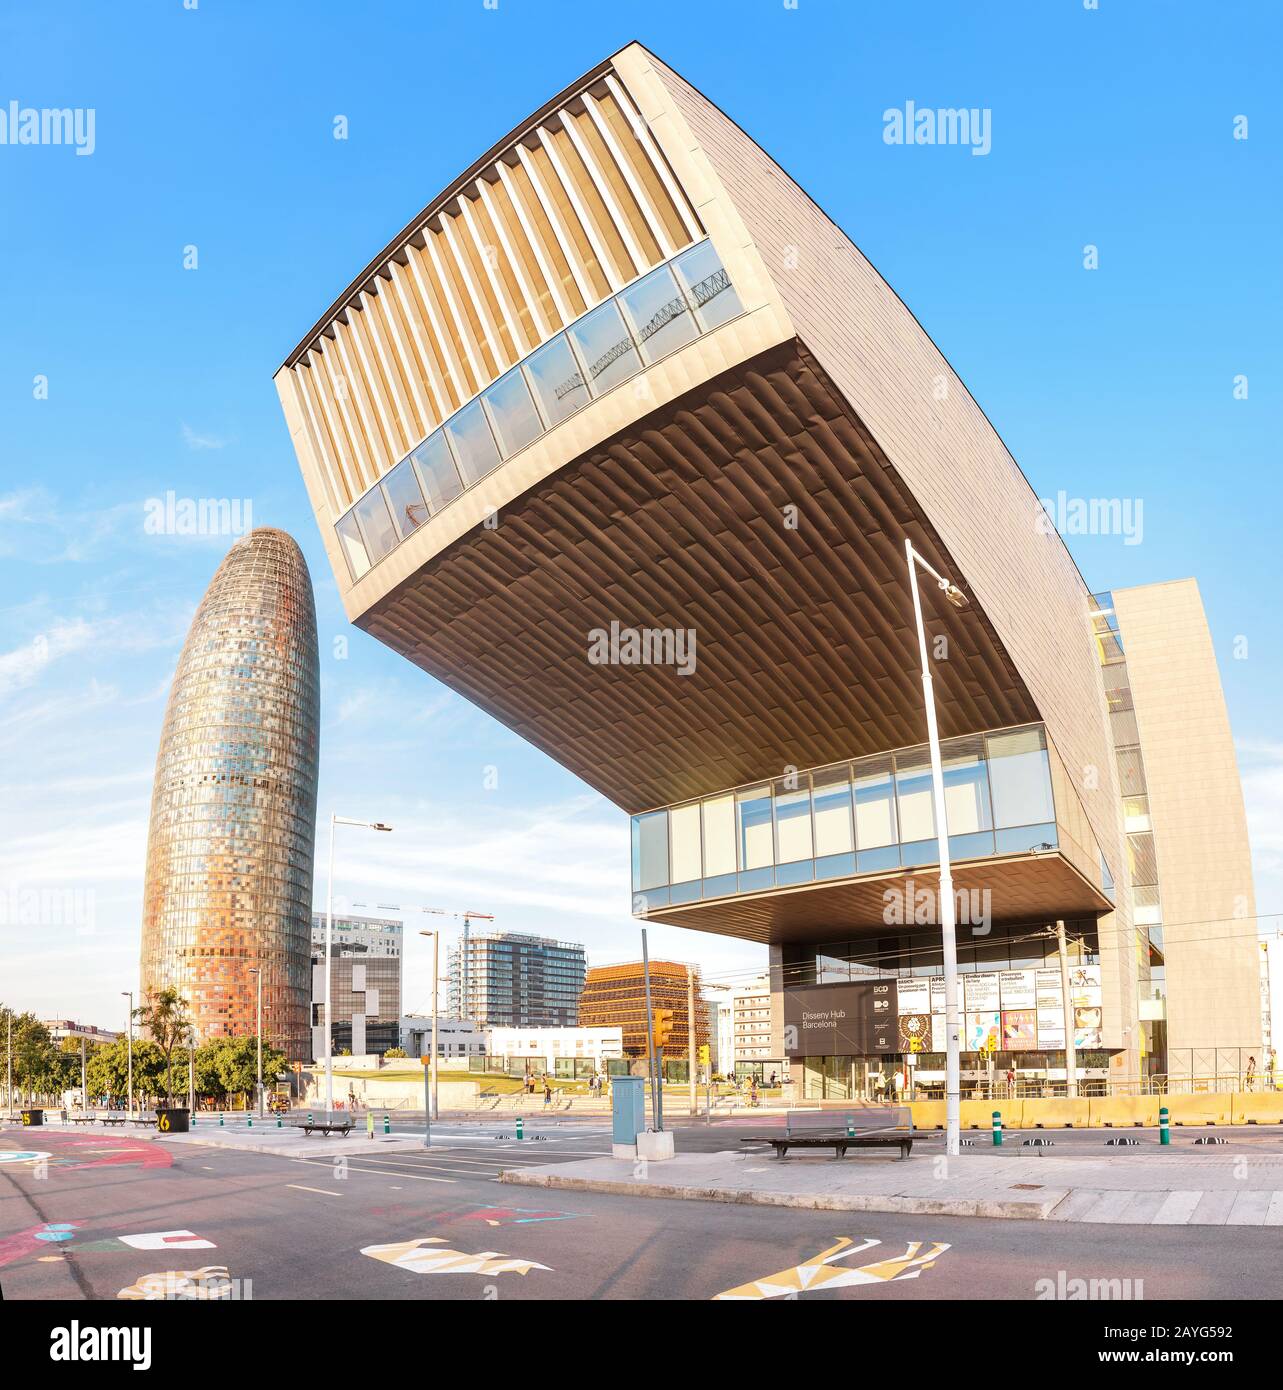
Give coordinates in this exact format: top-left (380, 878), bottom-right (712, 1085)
top-left (361, 340), bottom-right (1038, 814)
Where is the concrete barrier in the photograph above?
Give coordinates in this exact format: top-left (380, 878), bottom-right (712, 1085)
top-left (1022, 1096), bottom-right (1091, 1128)
top-left (1230, 1092), bottom-right (1283, 1125)
top-left (960, 1098), bottom-right (1023, 1130)
top-left (1165, 1093), bottom-right (1232, 1126)
top-left (1089, 1095), bottom-right (1158, 1128)
top-left (908, 1100), bottom-right (946, 1131)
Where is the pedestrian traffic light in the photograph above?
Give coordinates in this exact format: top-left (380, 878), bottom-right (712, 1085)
top-left (652, 1009), bottom-right (675, 1048)
top-left (698, 1044), bottom-right (710, 1067)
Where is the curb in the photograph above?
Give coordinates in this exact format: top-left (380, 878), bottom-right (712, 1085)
top-left (499, 1167), bottom-right (1066, 1220)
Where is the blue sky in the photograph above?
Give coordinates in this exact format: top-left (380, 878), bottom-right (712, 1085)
top-left (2, 1), bottom-right (1280, 1030)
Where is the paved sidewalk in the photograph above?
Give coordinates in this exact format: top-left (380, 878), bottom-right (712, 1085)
top-left (13, 1119), bottom-right (429, 1160)
top-left (500, 1147), bottom-right (1283, 1225)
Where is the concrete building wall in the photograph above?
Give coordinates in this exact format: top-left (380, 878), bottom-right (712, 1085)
top-left (1112, 580), bottom-right (1260, 1060)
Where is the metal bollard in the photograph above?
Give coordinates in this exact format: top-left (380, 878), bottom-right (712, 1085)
top-left (992, 1110), bottom-right (1003, 1146)
top-left (383, 1112), bottom-right (390, 1135)
top-left (1159, 1105), bottom-right (1170, 1145)
top-left (516, 1116), bottom-right (524, 1140)
top-left (276, 1116), bottom-right (282, 1128)
top-left (218, 1112), bottom-right (224, 1127)
top-left (247, 1113), bottom-right (252, 1128)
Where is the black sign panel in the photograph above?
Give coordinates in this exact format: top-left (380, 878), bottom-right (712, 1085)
top-left (783, 980), bottom-right (899, 1057)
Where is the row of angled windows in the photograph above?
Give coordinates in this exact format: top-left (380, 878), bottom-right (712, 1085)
top-left (336, 240), bottom-right (742, 580)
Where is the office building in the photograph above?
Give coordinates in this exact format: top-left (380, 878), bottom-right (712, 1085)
top-left (140, 529), bottom-right (319, 1060)
top-left (275, 44), bottom-right (1259, 1094)
top-left (309, 912), bottom-right (402, 1058)
top-left (447, 932), bottom-right (585, 1028)
top-left (577, 960), bottom-right (707, 1063)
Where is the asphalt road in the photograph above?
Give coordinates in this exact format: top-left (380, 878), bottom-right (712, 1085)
top-left (2, 1120), bottom-right (1280, 1302)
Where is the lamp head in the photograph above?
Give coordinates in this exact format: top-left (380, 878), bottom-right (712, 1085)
top-left (939, 580), bottom-right (969, 609)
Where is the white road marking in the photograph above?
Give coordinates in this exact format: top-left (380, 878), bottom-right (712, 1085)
top-left (286, 1184), bottom-right (344, 1197)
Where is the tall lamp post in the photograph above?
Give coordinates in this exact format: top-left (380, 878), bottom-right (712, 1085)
top-left (416, 930), bottom-right (442, 1123)
top-left (187, 1029), bottom-right (196, 1115)
top-left (905, 539), bottom-right (969, 1158)
top-left (325, 815), bottom-right (393, 1121)
top-left (248, 967), bottom-right (264, 1116)
top-left (121, 991), bottom-right (134, 1120)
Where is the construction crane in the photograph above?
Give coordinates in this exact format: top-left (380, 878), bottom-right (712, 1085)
top-left (353, 902), bottom-right (495, 1017)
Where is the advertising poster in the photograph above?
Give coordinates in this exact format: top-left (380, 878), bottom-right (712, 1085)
top-left (1069, 964), bottom-right (1102, 1008)
top-left (1036, 1022), bottom-right (1066, 1050)
top-left (1073, 1005), bottom-right (1103, 1048)
top-left (1035, 968), bottom-right (1064, 1010)
top-left (897, 979), bottom-right (931, 1016)
top-left (963, 972), bottom-right (1000, 1012)
top-left (782, 979), bottom-right (898, 1056)
top-left (929, 977), bottom-right (947, 1014)
top-left (1001, 1009), bottom-right (1037, 1051)
top-left (999, 969), bottom-right (1036, 1010)
top-left (898, 1013), bottom-right (931, 1052)
top-left (930, 1014), bottom-right (947, 1050)
top-left (964, 1011), bottom-right (1000, 1052)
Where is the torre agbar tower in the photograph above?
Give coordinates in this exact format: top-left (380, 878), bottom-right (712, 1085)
top-left (275, 45), bottom-right (1260, 1090)
top-left (140, 529), bottom-right (320, 1060)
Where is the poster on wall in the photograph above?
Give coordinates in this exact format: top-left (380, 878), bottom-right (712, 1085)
top-left (782, 980), bottom-right (898, 1056)
top-left (1069, 965), bottom-right (1102, 1008)
top-left (930, 1014), bottom-right (947, 1050)
top-left (964, 1011), bottom-right (1000, 1052)
top-left (1035, 968), bottom-right (1064, 1010)
top-left (930, 978), bottom-right (947, 1014)
top-left (1001, 1009), bottom-right (1037, 1051)
top-left (963, 973), bottom-right (1000, 1012)
top-left (1037, 1022), bottom-right (1066, 1050)
top-left (897, 980), bottom-right (930, 1016)
top-left (898, 1013), bottom-right (931, 1052)
top-left (999, 970), bottom-right (1036, 1010)
top-left (1073, 1005), bottom-right (1103, 1048)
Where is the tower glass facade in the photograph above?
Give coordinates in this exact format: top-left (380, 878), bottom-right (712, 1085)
top-left (139, 529), bottom-right (320, 1060)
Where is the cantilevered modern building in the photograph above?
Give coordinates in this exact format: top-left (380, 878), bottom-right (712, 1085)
top-left (140, 529), bottom-right (319, 1060)
top-left (274, 44), bottom-right (1259, 1091)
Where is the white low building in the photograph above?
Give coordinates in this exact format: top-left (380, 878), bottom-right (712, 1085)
top-left (486, 1025), bottom-right (624, 1073)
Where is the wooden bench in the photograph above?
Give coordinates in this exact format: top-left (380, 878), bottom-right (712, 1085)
top-left (296, 1119), bottom-right (354, 1137)
top-left (100, 1116), bottom-right (128, 1126)
top-left (741, 1107), bottom-right (920, 1161)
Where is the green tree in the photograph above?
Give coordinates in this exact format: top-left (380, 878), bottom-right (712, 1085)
top-left (0, 1007), bottom-right (63, 1099)
top-left (85, 1038), bottom-right (166, 1105)
top-left (133, 988), bottom-right (194, 1103)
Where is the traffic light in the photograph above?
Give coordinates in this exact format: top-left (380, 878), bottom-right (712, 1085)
top-left (698, 1044), bottom-right (710, 1067)
top-left (652, 1009), bottom-right (675, 1049)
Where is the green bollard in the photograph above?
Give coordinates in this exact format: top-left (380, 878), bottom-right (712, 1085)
top-left (992, 1110), bottom-right (1003, 1146)
top-left (516, 1116), bottom-right (524, 1140)
top-left (846, 1117), bottom-right (856, 1139)
top-left (276, 1116), bottom-right (282, 1128)
top-left (307, 1111), bottom-right (313, 1127)
top-left (247, 1112), bottom-right (252, 1128)
top-left (1159, 1105), bottom-right (1170, 1145)
top-left (218, 1112), bottom-right (224, 1127)
top-left (383, 1112), bottom-right (390, 1135)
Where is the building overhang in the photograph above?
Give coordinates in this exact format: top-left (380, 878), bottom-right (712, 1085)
top-left (637, 850), bottom-right (1114, 946)
top-left (361, 340), bottom-right (1039, 813)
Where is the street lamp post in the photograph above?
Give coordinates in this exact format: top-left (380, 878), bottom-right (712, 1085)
top-left (904, 539), bottom-right (969, 1158)
top-left (417, 930), bottom-right (441, 1123)
top-left (187, 1030), bottom-right (195, 1115)
top-left (121, 991), bottom-right (134, 1120)
top-left (325, 815), bottom-right (393, 1122)
top-left (248, 967), bottom-right (263, 1116)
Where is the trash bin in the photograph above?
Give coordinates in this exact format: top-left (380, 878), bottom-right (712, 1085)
top-left (155, 1108), bottom-right (190, 1133)
top-left (19, 1109), bottom-right (43, 1126)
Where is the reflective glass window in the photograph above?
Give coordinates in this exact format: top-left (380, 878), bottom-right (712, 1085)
top-left (444, 399), bottom-right (502, 485)
top-left (986, 726), bottom-right (1054, 828)
top-left (482, 368), bottom-right (543, 459)
top-left (631, 811), bottom-right (669, 892)
top-left (669, 802), bottom-right (702, 885)
top-left (411, 432), bottom-right (464, 513)
top-left (701, 794), bottom-right (737, 878)
top-left (854, 756), bottom-right (897, 848)
top-left (895, 747), bottom-right (937, 843)
top-left (812, 765), bottom-right (854, 856)
top-left (672, 241), bottom-right (743, 332)
top-left (523, 335), bottom-right (590, 426)
top-left (617, 263), bottom-right (698, 365)
top-left (567, 299), bottom-right (640, 396)
top-left (336, 511), bottom-right (371, 580)
top-left (737, 785), bottom-right (774, 870)
top-left (382, 458), bottom-right (428, 541)
top-left (354, 488), bottom-right (397, 564)
top-left (941, 737), bottom-right (992, 834)
top-left (773, 778), bottom-right (813, 863)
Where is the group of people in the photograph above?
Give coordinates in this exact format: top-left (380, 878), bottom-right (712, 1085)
top-left (870, 1067), bottom-right (910, 1102)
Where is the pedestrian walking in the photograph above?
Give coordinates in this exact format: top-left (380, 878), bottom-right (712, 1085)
top-left (543, 1079), bottom-right (552, 1106)
top-left (1246, 1055), bottom-right (1257, 1091)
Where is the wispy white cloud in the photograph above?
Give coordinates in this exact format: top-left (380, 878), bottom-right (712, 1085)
top-left (181, 422), bottom-right (231, 451)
